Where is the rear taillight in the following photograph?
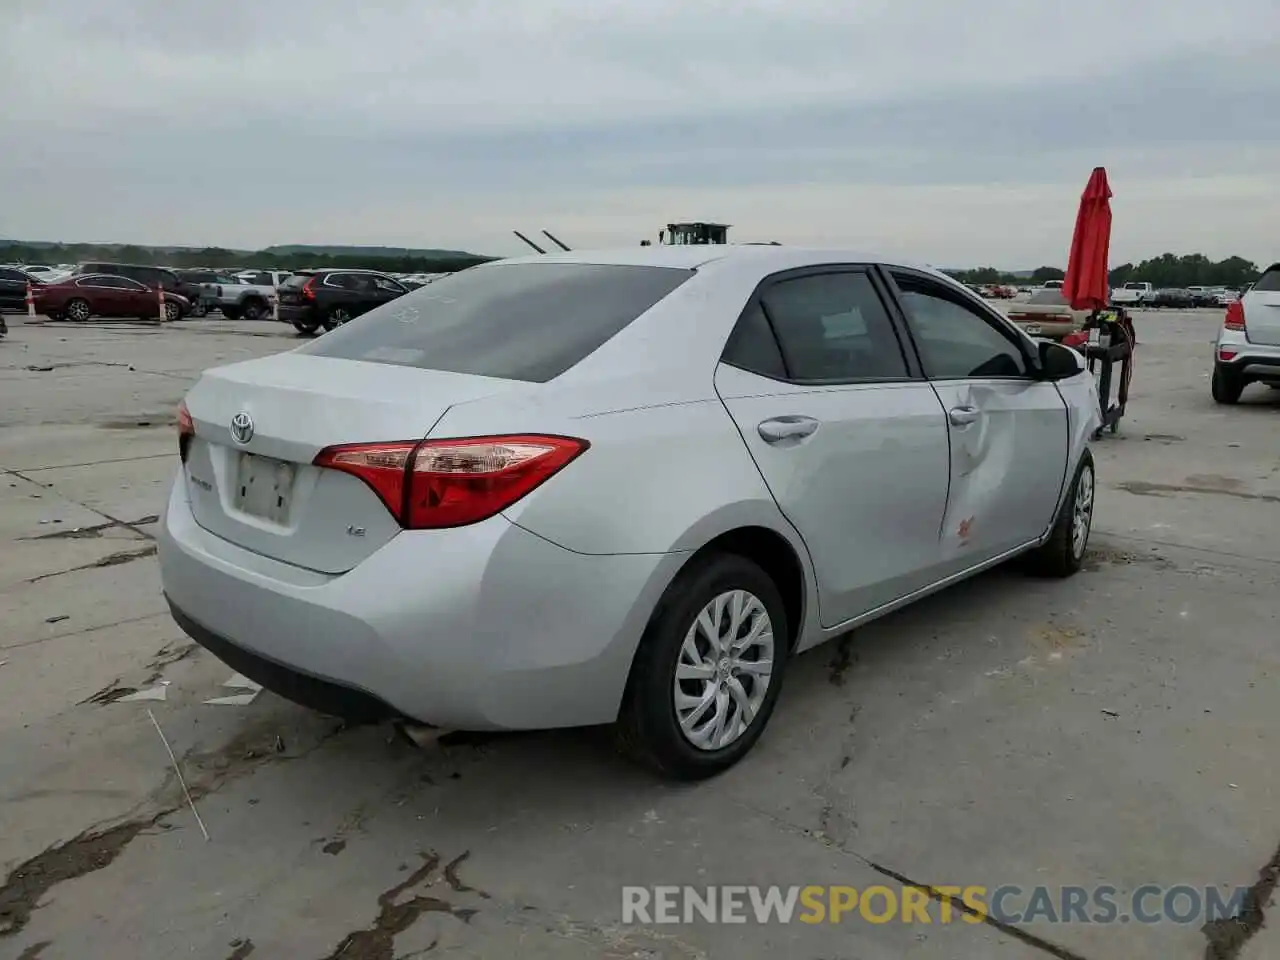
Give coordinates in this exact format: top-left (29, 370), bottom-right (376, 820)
top-left (313, 434), bottom-right (588, 529)
top-left (301, 277), bottom-right (317, 301)
top-left (177, 400), bottom-right (195, 462)
top-left (1224, 301), bottom-right (1247, 331)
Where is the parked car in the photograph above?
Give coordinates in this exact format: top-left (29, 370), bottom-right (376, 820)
top-left (32, 273), bottom-right (191, 322)
top-left (213, 277), bottom-right (279, 322)
top-left (0, 265), bottom-right (42, 312)
top-left (1211, 262), bottom-right (1280, 404)
top-left (1004, 288), bottom-right (1088, 340)
top-left (74, 261), bottom-right (184, 292)
top-left (276, 268), bottom-right (410, 335)
top-left (1152, 288), bottom-right (1195, 309)
top-left (175, 269), bottom-right (239, 317)
top-left (159, 247), bottom-right (1101, 779)
top-left (1111, 281), bottom-right (1154, 307)
top-left (234, 270), bottom-right (292, 288)
top-left (1215, 290), bottom-right (1240, 306)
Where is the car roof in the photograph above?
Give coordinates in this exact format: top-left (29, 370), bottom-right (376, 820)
top-left (493, 245), bottom-right (941, 275)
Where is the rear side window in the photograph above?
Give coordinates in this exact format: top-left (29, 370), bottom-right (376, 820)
top-left (722, 302), bottom-right (787, 380)
top-left (756, 271), bottom-right (909, 381)
top-left (302, 262), bottom-right (693, 383)
top-left (1252, 266), bottom-right (1280, 292)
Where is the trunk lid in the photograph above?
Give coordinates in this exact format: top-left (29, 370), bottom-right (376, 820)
top-left (181, 353), bottom-right (524, 573)
top-left (1242, 269), bottom-right (1280, 346)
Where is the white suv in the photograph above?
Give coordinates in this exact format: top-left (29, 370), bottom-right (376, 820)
top-left (1212, 263), bottom-right (1280, 403)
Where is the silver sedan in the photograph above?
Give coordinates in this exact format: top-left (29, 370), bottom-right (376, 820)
top-left (158, 246), bottom-right (1102, 779)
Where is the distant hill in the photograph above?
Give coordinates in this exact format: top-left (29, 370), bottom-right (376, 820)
top-left (0, 238), bottom-right (496, 273)
top-left (262, 244), bottom-right (478, 259)
top-left (1, 239), bottom-right (487, 259)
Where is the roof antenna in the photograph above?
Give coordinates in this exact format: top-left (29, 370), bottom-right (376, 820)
top-left (513, 231), bottom-right (546, 254)
top-left (542, 230), bottom-right (571, 251)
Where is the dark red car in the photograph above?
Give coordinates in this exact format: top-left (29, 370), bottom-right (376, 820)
top-left (32, 273), bottom-right (191, 322)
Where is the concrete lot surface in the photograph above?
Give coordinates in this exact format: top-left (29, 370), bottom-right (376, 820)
top-left (0, 308), bottom-right (1277, 960)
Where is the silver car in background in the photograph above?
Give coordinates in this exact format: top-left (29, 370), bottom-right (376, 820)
top-left (158, 246), bottom-right (1101, 779)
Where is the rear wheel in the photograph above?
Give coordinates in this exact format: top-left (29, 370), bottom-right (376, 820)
top-left (1211, 365), bottom-right (1245, 404)
top-left (192, 301), bottom-right (209, 318)
top-left (240, 298), bottom-right (266, 322)
top-left (163, 300), bottom-right (181, 322)
top-left (292, 317), bottom-right (322, 336)
top-left (66, 298), bottom-right (91, 322)
top-left (1027, 449), bottom-right (1094, 577)
top-left (322, 306), bottom-right (352, 331)
top-left (616, 553), bottom-right (790, 780)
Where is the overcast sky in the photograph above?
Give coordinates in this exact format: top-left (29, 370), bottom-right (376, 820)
top-left (3, 0), bottom-right (1277, 267)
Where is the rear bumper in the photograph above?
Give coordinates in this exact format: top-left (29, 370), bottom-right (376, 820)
top-left (277, 304), bottom-right (316, 324)
top-left (1215, 330), bottom-right (1280, 381)
top-left (157, 471), bottom-right (683, 730)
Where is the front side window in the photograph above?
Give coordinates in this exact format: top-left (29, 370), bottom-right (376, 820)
top-left (892, 275), bottom-right (1029, 379)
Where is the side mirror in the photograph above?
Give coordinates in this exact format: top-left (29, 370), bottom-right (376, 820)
top-left (1038, 340), bottom-right (1084, 381)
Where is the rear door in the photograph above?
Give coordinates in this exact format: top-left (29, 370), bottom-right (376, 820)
top-left (1242, 264), bottom-right (1280, 346)
top-left (885, 269), bottom-right (1069, 570)
top-left (715, 266), bottom-right (951, 627)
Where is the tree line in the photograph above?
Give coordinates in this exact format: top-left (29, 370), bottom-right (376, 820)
top-left (0, 242), bottom-right (494, 275)
top-left (948, 253), bottom-right (1263, 290)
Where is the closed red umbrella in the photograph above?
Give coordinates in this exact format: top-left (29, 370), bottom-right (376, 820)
top-left (1061, 166), bottom-right (1113, 312)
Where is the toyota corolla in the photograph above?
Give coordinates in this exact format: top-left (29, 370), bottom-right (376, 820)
top-left (158, 246), bottom-right (1101, 779)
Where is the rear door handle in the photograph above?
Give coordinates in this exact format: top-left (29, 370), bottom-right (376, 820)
top-left (757, 416), bottom-right (820, 443)
top-left (948, 405), bottom-right (980, 427)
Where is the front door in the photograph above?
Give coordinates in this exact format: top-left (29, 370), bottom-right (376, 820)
top-left (715, 268), bottom-right (951, 629)
top-left (885, 270), bottom-right (1070, 570)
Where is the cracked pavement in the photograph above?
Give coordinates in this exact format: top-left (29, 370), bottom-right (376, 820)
top-left (0, 309), bottom-right (1277, 959)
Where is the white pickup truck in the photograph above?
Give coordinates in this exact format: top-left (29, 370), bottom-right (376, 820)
top-left (1112, 281), bottom-right (1154, 306)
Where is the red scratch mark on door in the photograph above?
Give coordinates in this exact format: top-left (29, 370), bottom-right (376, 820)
top-left (958, 516), bottom-right (974, 541)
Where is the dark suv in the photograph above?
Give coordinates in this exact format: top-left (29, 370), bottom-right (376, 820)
top-left (276, 269), bottom-right (410, 335)
top-left (74, 262), bottom-right (199, 305)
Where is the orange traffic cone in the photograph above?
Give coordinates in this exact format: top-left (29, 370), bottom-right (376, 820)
top-left (157, 285), bottom-right (166, 323)
top-left (26, 282), bottom-right (36, 319)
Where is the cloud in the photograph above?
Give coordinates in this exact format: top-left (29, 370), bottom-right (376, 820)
top-left (2, 0), bottom-right (1277, 265)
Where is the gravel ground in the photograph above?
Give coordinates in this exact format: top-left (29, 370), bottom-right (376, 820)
top-left (0, 306), bottom-right (1277, 960)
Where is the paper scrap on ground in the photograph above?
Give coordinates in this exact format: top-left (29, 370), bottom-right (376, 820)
top-left (223, 673), bottom-right (263, 692)
top-left (204, 692), bottom-right (260, 707)
top-left (118, 685), bottom-right (168, 702)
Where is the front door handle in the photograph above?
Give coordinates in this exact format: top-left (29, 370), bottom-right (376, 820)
top-left (948, 405), bottom-right (980, 427)
top-left (758, 416), bottom-right (819, 443)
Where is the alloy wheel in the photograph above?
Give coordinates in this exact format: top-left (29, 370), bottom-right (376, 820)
top-left (67, 300), bottom-right (90, 322)
top-left (1072, 463), bottom-right (1094, 559)
top-left (673, 589), bottom-right (775, 751)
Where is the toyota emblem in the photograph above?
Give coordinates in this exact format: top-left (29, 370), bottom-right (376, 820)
top-left (230, 411), bottom-right (254, 445)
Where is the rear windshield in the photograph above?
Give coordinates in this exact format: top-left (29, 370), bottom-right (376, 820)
top-left (300, 262), bottom-right (694, 382)
top-left (1253, 266), bottom-right (1280, 292)
top-left (1123, 282), bottom-right (1146, 290)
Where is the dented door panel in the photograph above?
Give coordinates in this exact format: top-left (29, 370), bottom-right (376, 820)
top-left (931, 379), bottom-right (1070, 573)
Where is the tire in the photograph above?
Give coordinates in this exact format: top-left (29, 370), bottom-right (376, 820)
top-left (192, 302), bottom-right (209, 318)
top-left (616, 553), bottom-right (790, 780)
top-left (292, 317), bottom-right (322, 336)
top-left (66, 298), bottom-right (91, 322)
top-left (322, 306), bottom-right (352, 331)
top-left (1211, 365), bottom-right (1245, 405)
top-left (1026, 449), bottom-right (1095, 578)
top-left (240, 298), bottom-right (265, 322)
top-left (163, 301), bottom-right (181, 322)
top-left (222, 306), bottom-right (242, 322)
